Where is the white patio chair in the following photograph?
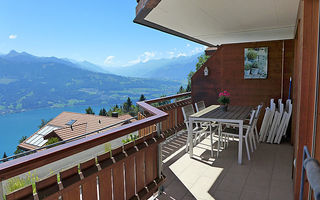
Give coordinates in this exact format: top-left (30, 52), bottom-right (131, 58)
top-left (220, 110), bottom-right (256, 160)
top-left (182, 104), bottom-right (208, 152)
top-left (274, 100), bottom-right (292, 144)
top-left (259, 107), bottom-right (271, 142)
top-left (267, 102), bottom-right (284, 143)
top-left (195, 101), bottom-right (206, 112)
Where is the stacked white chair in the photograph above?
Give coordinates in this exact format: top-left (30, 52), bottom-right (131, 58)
top-left (259, 98), bottom-right (292, 144)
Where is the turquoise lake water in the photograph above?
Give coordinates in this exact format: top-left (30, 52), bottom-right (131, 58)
top-left (0, 105), bottom-right (105, 157)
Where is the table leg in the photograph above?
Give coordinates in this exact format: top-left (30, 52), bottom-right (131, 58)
top-left (189, 119), bottom-right (194, 157)
top-left (210, 122), bottom-right (213, 157)
top-left (238, 121), bottom-right (243, 164)
top-left (217, 122), bottom-right (221, 158)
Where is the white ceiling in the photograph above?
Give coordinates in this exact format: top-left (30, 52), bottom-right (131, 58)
top-left (145, 0), bottom-right (300, 45)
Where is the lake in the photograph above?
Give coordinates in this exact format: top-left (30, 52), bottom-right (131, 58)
top-left (0, 105), bottom-right (106, 157)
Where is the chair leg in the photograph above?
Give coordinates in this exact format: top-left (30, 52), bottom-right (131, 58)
top-left (245, 136), bottom-right (251, 160)
top-left (210, 125), bottom-right (213, 157)
top-left (249, 133), bottom-right (254, 153)
top-left (217, 126), bottom-right (221, 158)
top-left (251, 131), bottom-right (257, 151)
top-left (255, 126), bottom-right (260, 144)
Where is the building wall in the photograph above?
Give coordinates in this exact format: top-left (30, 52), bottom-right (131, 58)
top-left (293, 0), bottom-right (319, 199)
top-left (192, 39), bottom-right (294, 117)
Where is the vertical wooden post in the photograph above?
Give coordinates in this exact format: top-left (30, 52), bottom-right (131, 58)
top-left (0, 180), bottom-right (4, 200)
top-left (156, 122), bottom-right (163, 193)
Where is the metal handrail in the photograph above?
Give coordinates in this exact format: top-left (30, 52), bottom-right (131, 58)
top-left (0, 116), bottom-right (137, 163)
top-left (300, 146), bottom-right (320, 200)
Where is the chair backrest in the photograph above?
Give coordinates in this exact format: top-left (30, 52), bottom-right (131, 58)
top-left (195, 101), bottom-right (206, 112)
top-left (270, 99), bottom-right (274, 107)
top-left (270, 102), bottom-right (276, 111)
top-left (279, 102), bottom-right (284, 114)
top-left (249, 110), bottom-right (256, 125)
top-left (255, 104), bottom-right (263, 119)
top-left (182, 104), bottom-right (195, 123)
top-left (278, 99), bottom-right (282, 106)
top-left (286, 99), bottom-right (292, 113)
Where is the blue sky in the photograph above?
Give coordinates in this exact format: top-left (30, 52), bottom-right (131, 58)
top-left (0, 0), bottom-right (206, 67)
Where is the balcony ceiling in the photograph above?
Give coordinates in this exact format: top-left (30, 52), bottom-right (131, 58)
top-left (135, 0), bottom-right (300, 46)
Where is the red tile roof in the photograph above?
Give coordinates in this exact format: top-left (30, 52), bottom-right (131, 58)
top-left (18, 112), bottom-right (134, 151)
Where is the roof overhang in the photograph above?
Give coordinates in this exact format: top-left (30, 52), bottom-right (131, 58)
top-left (134, 0), bottom-right (300, 47)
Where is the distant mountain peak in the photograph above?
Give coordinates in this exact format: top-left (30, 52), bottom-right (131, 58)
top-left (6, 50), bottom-right (33, 58)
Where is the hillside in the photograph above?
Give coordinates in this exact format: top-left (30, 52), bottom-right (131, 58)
top-left (0, 51), bottom-right (182, 114)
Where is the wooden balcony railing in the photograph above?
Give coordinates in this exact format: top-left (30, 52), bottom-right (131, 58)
top-left (138, 92), bottom-right (192, 138)
top-left (0, 99), bottom-right (180, 200)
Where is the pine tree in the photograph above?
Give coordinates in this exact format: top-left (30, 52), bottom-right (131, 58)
top-left (14, 136), bottom-right (27, 156)
top-left (3, 152), bottom-right (7, 162)
top-left (38, 119), bottom-right (51, 129)
top-left (186, 84), bottom-right (191, 92)
top-left (85, 106), bottom-right (95, 115)
top-left (99, 108), bottom-right (107, 116)
top-left (178, 86), bottom-right (185, 94)
top-left (123, 97), bottom-right (133, 112)
top-left (139, 94), bottom-right (146, 101)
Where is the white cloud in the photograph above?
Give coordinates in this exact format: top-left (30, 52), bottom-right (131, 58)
top-left (127, 51), bottom-right (156, 65)
top-left (186, 44), bottom-right (190, 47)
top-left (191, 46), bottom-right (206, 54)
top-left (104, 56), bottom-right (115, 65)
top-left (9, 34), bottom-right (17, 39)
top-left (176, 53), bottom-right (187, 57)
top-left (168, 51), bottom-right (187, 58)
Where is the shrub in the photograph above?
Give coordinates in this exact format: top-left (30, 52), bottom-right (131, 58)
top-left (122, 134), bottom-right (138, 144)
top-left (246, 50), bottom-right (257, 61)
top-left (5, 171), bottom-right (38, 195)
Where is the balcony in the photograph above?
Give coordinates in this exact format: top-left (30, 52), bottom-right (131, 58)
top-left (0, 92), bottom-right (295, 200)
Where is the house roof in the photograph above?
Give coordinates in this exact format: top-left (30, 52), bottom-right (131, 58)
top-left (135, 0), bottom-right (300, 46)
top-left (18, 112), bottom-right (134, 151)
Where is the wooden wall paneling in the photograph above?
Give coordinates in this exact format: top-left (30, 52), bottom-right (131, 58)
top-left (135, 149), bottom-right (145, 193)
top-left (5, 185), bottom-right (34, 200)
top-left (80, 159), bottom-right (98, 200)
top-left (60, 166), bottom-right (81, 200)
top-left (35, 174), bottom-right (60, 200)
top-left (293, 0), bottom-right (319, 199)
top-left (98, 167), bottom-right (112, 200)
top-left (192, 40), bottom-right (294, 129)
top-left (145, 144), bottom-right (158, 184)
top-left (112, 162), bottom-right (125, 200)
top-left (124, 156), bottom-right (135, 199)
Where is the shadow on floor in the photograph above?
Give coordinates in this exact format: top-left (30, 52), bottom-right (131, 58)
top-left (157, 131), bottom-right (294, 200)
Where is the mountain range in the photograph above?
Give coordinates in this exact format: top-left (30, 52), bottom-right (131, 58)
top-left (0, 50), bottom-right (196, 114)
top-left (103, 54), bottom-right (200, 82)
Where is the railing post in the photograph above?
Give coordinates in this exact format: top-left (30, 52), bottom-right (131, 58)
top-left (156, 122), bottom-right (163, 193)
top-left (0, 180), bottom-right (4, 200)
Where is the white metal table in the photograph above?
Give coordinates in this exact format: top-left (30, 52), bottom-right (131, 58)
top-left (188, 105), bottom-right (252, 164)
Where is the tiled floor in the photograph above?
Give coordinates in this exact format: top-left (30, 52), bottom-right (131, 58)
top-left (158, 131), bottom-right (294, 200)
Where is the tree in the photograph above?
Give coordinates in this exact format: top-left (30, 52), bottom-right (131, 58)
top-left (2, 152), bottom-right (7, 162)
top-left (139, 94), bottom-right (146, 101)
top-left (186, 84), bottom-right (191, 92)
top-left (123, 97), bottom-right (133, 113)
top-left (45, 137), bottom-right (60, 148)
top-left (185, 53), bottom-right (210, 92)
top-left (85, 106), bottom-right (95, 115)
top-left (178, 86), bottom-right (185, 94)
top-left (99, 108), bottom-right (107, 116)
top-left (38, 119), bottom-right (51, 129)
top-left (14, 136), bottom-right (27, 156)
top-left (196, 54), bottom-right (210, 71)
